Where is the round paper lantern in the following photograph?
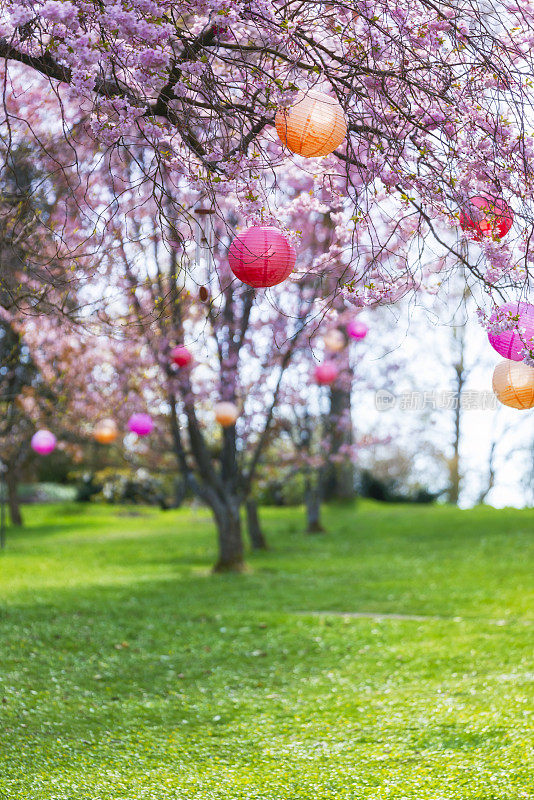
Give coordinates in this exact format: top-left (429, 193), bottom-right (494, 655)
top-left (346, 320), bottom-right (368, 341)
top-left (323, 328), bottom-right (345, 353)
top-left (215, 401), bottom-right (239, 428)
top-left (171, 346), bottom-right (192, 368)
top-left (228, 226), bottom-right (296, 288)
top-left (314, 361), bottom-right (339, 386)
top-left (94, 418), bottom-right (118, 445)
top-left (275, 90), bottom-right (347, 157)
top-left (31, 430), bottom-right (56, 455)
top-left (128, 413), bottom-right (153, 436)
top-left (492, 359), bottom-right (534, 410)
top-left (459, 195), bottom-right (513, 240)
top-left (488, 302), bottom-right (534, 361)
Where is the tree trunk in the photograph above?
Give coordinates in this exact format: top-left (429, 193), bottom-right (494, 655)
top-left (448, 349), bottom-right (465, 505)
top-left (212, 497), bottom-right (245, 572)
top-left (323, 366), bottom-right (356, 502)
top-left (6, 470), bottom-right (23, 527)
top-left (246, 499), bottom-right (268, 550)
top-left (305, 473), bottom-right (324, 533)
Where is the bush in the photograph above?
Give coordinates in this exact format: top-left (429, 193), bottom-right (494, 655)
top-left (18, 483), bottom-right (78, 503)
top-left (75, 468), bottom-right (176, 508)
top-left (357, 469), bottom-right (439, 504)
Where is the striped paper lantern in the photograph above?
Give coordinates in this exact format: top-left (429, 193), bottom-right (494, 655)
top-left (459, 195), bottom-right (513, 240)
top-left (228, 226), bottom-right (296, 288)
top-left (492, 359), bottom-right (534, 410)
top-left (488, 302), bottom-right (534, 361)
top-left (275, 90), bottom-right (347, 157)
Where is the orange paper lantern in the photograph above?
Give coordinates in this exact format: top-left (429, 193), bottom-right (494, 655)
top-left (275, 90), bottom-right (347, 157)
top-left (215, 401), bottom-right (239, 427)
top-left (492, 360), bottom-right (534, 410)
top-left (94, 418), bottom-right (119, 444)
top-left (323, 329), bottom-right (345, 353)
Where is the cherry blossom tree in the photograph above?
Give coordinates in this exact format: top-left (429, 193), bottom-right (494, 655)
top-left (1, 0), bottom-right (534, 307)
top-left (3, 0), bottom-right (534, 558)
top-left (99, 205), bottom-right (322, 570)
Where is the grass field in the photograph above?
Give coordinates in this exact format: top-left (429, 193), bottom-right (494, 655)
top-left (0, 501), bottom-right (532, 800)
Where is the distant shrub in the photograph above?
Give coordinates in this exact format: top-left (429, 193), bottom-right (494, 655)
top-left (75, 468), bottom-right (177, 508)
top-left (18, 483), bottom-right (78, 503)
top-left (357, 470), bottom-right (439, 504)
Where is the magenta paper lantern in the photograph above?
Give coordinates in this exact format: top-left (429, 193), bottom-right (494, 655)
top-left (488, 302), bottom-right (534, 361)
top-left (31, 430), bottom-right (56, 455)
top-left (314, 361), bottom-right (339, 386)
top-left (171, 346), bottom-right (192, 368)
top-left (347, 320), bottom-right (368, 341)
top-left (128, 413), bottom-right (154, 436)
top-left (228, 226), bottom-right (296, 288)
top-left (459, 195), bottom-right (513, 240)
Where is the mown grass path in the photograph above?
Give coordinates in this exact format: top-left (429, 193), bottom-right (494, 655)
top-left (0, 502), bottom-right (532, 799)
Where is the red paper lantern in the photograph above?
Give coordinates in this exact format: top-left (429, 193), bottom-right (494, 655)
top-left (228, 226), bottom-right (296, 288)
top-left (314, 361), bottom-right (339, 385)
top-left (171, 346), bottom-right (192, 367)
top-left (459, 195), bottom-right (513, 240)
top-left (275, 90), bottom-right (347, 157)
top-left (487, 301), bottom-right (534, 362)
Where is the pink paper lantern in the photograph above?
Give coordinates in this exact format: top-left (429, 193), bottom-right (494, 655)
top-left (31, 430), bottom-right (56, 455)
top-left (459, 195), bottom-right (513, 240)
top-left (314, 361), bottom-right (339, 386)
top-left (346, 320), bottom-right (368, 341)
top-left (487, 302), bottom-right (534, 361)
top-left (171, 346), bottom-right (192, 368)
top-left (228, 226), bottom-right (296, 288)
top-left (128, 413), bottom-right (154, 436)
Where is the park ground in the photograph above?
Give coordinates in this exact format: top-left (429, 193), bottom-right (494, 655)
top-left (0, 501), bottom-right (532, 800)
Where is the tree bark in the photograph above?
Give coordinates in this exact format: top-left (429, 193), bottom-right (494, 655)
top-left (212, 496), bottom-right (245, 572)
top-left (246, 499), bottom-right (268, 550)
top-left (448, 333), bottom-right (465, 505)
top-left (305, 474), bottom-right (324, 533)
top-left (6, 470), bottom-right (23, 526)
top-left (323, 364), bottom-right (356, 502)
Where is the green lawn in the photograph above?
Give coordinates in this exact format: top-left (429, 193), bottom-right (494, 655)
top-left (0, 501), bottom-right (532, 800)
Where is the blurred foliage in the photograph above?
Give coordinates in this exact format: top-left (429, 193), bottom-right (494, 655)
top-left (74, 467), bottom-right (181, 509)
top-left (33, 447), bottom-right (75, 484)
top-left (256, 471), bottom-right (307, 507)
top-left (357, 469), bottom-right (440, 504)
top-left (16, 482), bottom-right (77, 503)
